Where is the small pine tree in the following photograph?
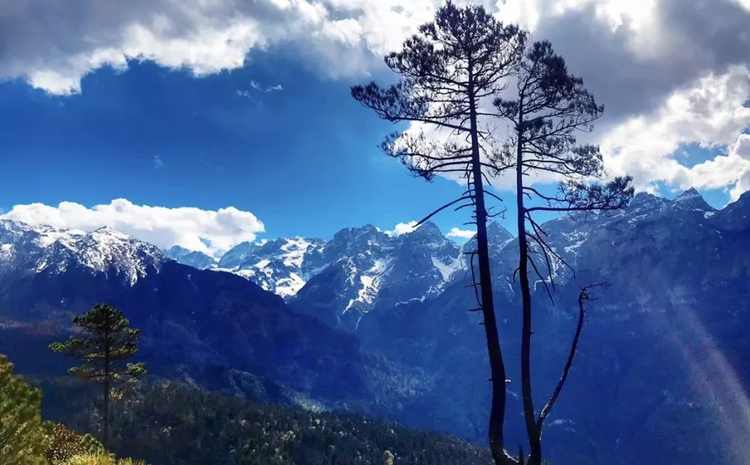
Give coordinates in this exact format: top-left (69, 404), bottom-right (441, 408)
top-left (0, 353), bottom-right (48, 465)
top-left (50, 304), bottom-right (146, 447)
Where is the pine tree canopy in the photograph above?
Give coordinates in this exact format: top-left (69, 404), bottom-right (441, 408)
top-left (50, 304), bottom-right (146, 385)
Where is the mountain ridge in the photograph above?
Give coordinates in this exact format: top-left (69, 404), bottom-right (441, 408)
top-left (3, 187), bottom-right (750, 465)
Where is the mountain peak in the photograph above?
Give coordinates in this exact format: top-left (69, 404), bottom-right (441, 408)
top-left (676, 187), bottom-right (700, 199)
top-left (332, 224), bottom-right (385, 244)
top-left (90, 225), bottom-right (130, 240)
top-left (410, 221), bottom-right (442, 237)
top-left (0, 218), bottom-right (163, 285)
top-left (713, 189), bottom-right (750, 231)
top-left (674, 187), bottom-right (714, 211)
top-left (166, 245), bottom-right (217, 269)
top-left (734, 189), bottom-right (750, 204)
top-left (487, 221), bottom-right (512, 242)
top-left (630, 191), bottom-right (661, 205)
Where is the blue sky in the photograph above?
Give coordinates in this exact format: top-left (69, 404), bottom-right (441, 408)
top-left (0, 52), bottom-right (477, 240)
top-left (0, 52), bottom-right (735, 241)
top-left (1, 0), bottom-right (749, 254)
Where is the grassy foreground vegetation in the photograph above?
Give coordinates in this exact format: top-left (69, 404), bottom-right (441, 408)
top-left (0, 354), bottom-right (142, 465)
top-left (58, 454), bottom-right (145, 465)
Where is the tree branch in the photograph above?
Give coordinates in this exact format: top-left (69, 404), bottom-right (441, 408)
top-left (536, 286), bottom-right (590, 429)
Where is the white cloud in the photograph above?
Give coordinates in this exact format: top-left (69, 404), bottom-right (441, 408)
top-left (386, 221), bottom-right (418, 236)
top-left (446, 227), bottom-right (476, 239)
top-left (1, 0), bottom-right (445, 95)
top-left (380, 1), bottom-right (749, 197)
top-left (500, 0), bottom-right (658, 36)
top-left (488, 0), bottom-right (750, 198)
top-left (0, 199), bottom-right (265, 258)
top-left (4, 0), bottom-right (750, 197)
top-left (241, 80), bottom-right (284, 95)
top-left (728, 134), bottom-right (750, 200)
top-left (599, 66), bottom-right (750, 197)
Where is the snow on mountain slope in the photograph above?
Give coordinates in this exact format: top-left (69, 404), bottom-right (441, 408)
top-left (291, 222), bottom-right (469, 331)
top-left (213, 237), bottom-right (327, 298)
top-left (171, 222), bottom-right (471, 309)
top-left (166, 245), bottom-right (216, 269)
top-left (0, 220), bottom-right (163, 285)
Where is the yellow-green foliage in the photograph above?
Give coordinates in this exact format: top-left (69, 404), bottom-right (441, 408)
top-left (60, 453), bottom-right (145, 465)
top-left (41, 421), bottom-right (145, 465)
top-left (0, 354), bottom-right (48, 465)
top-left (44, 422), bottom-right (105, 465)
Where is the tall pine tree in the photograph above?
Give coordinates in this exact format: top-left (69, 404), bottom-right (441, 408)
top-left (50, 304), bottom-right (146, 447)
top-left (495, 40), bottom-right (633, 465)
top-left (352, 3), bottom-right (525, 463)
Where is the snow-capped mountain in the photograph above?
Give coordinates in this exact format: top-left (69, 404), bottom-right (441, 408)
top-left (168, 222), bottom-right (467, 329)
top-left (214, 237), bottom-right (327, 298)
top-left (0, 217), bottom-right (366, 406)
top-left (0, 220), bottom-right (163, 286)
top-left (166, 237), bottom-right (328, 298)
top-left (672, 186), bottom-right (717, 212)
top-left (2, 188), bottom-right (750, 465)
top-left (165, 245), bottom-right (216, 270)
top-left (276, 223), bottom-right (463, 330)
top-left (165, 188), bottom-right (745, 337)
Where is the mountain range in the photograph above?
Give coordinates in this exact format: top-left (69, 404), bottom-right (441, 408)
top-left (0, 220), bottom-right (366, 407)
top-left (2, 187), bottom-right (750, 465)
top-left (167, 221), bottom-right (465, 331)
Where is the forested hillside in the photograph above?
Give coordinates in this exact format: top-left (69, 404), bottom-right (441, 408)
top-left (41, 379), bottom-right (492, 465)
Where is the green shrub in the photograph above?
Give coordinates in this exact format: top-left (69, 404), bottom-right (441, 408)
top-left (60, 453), bottom-right (145, 465)
top-left (0, 353), bottom-right (48, 465)
top-left (44, 422), bottom-right (104, 465)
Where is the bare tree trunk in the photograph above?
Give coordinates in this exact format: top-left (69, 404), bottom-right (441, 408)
top-left (103, 324), bottom-right (111, 448)
top-left (468, 71), bottom-right (511, 465)
top-left (516, 115), bottom-right (542, 465)
top-left (103, 365), bottom-right (110, 448)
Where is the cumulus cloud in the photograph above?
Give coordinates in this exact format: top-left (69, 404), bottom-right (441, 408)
top-left (4, 0), bottom-right (750, 195)
top-left (446, 227), bottom-right (476, 240)
top-left (385, 221), bottom-right (418, 237)
top-left (599, 66), bottom-right (750, 196)
top-left (3, 0), bottom-right (749, 107)
top-left (505, 0), bottom-right (750, 196)
top-left (728, 134), bottom-right (750, 200)
top-left (0, 199), bottom-right (265, 258)
top-left (0, 0), bottom-right (443, 95)
top-left (361, 0), bottom-right (750, 196)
